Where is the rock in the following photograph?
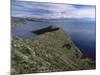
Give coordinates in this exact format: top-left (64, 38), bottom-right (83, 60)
top-left (11, 28), bottom-right (95, 75)
top-left (32, 25), bottom-right (59, 35)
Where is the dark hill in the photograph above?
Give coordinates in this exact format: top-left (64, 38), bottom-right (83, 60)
top-left (32, 25), bottom-right (59, 35)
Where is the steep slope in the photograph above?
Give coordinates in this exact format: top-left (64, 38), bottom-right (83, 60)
top-left (11, 28), bottom-right (95, 75)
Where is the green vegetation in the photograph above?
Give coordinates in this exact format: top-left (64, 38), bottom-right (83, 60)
top-left (11, 17), bottom-right (95, 75)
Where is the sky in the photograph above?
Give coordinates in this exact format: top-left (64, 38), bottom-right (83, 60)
top-left (12, 1), bottom-right (96, 20)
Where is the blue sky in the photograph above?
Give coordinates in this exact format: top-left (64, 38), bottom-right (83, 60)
top-left (12, 1), bottom-right (95, 20)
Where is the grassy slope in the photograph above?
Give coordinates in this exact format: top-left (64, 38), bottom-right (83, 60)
top-left (11, 17), bottom-right (95, 75)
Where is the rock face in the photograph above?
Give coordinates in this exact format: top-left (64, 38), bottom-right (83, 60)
top-left (32, 25), bottom-right (60, 35)
top-left (11, 27), bottom-right (95, 75)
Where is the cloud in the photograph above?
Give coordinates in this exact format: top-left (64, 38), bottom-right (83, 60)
top-left (12, 1), bottom-right (95, 20)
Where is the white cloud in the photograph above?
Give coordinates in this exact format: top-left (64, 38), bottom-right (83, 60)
top-left (12, 1), bottom-right (95, 20)
top-left (75, 8), bottom-right (95, 19)
top-left (35, 3), bottom-right (95, 20)
top-left (18, 0), bottom-right (96, 5)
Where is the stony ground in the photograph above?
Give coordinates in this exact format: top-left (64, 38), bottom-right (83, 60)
top-left (11, 28), bottom-right (95, 75)
top-left (11, 17), bottom-right (95, 75)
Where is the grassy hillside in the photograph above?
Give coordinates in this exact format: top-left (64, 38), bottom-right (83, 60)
top-left (11, 26), bottom-right (95, 75)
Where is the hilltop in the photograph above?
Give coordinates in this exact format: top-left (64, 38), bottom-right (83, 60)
top-left (11, 26), bottom-right (95, 75)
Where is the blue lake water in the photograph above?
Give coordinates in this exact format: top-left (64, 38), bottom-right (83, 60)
top-left (12, 19), bottom-right (96, 59)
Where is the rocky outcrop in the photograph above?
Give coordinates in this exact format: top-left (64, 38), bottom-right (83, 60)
top-left (32, 25), bottom-right (59, 35)
top-left (11, 27), bottom-right (95, 75)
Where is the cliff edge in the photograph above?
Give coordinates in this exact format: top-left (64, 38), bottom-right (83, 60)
top-left (11, 27), bottom-right (95, 75)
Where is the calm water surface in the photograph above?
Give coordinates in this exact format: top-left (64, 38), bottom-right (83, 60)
top-left (12, 19), bottom-right (96, 59)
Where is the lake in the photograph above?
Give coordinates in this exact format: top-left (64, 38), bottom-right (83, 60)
top-left (12, 19), bottom-right (96, 59)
